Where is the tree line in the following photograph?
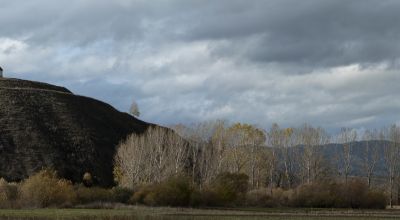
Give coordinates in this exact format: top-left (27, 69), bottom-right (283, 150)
top-left (114, 121), bottom-right (400, 208)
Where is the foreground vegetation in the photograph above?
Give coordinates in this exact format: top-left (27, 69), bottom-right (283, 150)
top-left (0, 169), bottom-right (387, 209)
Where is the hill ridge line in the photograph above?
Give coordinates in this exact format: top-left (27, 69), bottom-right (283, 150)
top-left (0, 86), bottom-right (73, 95)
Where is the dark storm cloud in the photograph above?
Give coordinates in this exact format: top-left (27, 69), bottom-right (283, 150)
top-left (2, 0), bottom-right (400, 66)
top-left (182, 0), bottom-right (400, 68)
top-left (1, 0), bottom-right (400, 129)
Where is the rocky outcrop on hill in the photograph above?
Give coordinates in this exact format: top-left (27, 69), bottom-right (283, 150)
top-left (0, 78), bottom-right (150, 186)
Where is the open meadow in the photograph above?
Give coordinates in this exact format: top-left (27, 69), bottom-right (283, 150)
top-left (0, 207), bottom-right (400, 220)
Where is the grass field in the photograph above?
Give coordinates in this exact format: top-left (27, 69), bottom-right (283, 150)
top-left (0, 207), bottom-right (400, 220)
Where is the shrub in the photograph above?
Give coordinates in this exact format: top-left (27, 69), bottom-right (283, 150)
top-left (110, 187), bottom-right (133, 203)
top-left (19, 169), bottom-right (76, 208)
top-left (131, 175), bottom-right (194, 207)
top-left (75, 185), bottom-right (113, 204)
top-left (363, 190), bottom-right (387, 209)
top-left (152, 175), bottom-right (193, 206)
top-left (345, 180), bottom-right (369, 208)
top-left (290, 180), bottom-right (387, 209)
top-left (291, 182), bottom-right (335, 208)
top-left (210, 172), bottom-right (249, 206)
top-left (193, 187), bottom-right (219, 207)
top-left (0, 178), bottom-right (18, 208)
top-left (188, 188), bottom-right (203, 207)
top-left (130, 185), bottom-right (154, 204)
top-left (246, 188), bottom-right (293, 207)
top-left (143, 190), bottom-right (158, 206)
top-left (82, 172), bottom-right (93, 187)
top-left (246, 188), bottom-right (274, 207)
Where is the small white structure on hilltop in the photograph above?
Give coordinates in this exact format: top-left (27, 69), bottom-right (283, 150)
top-left (0, 66), bottom-right (3, 77)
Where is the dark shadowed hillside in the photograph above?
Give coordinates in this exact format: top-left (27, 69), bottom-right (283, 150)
top-left (0, 78), bottom-right (151, 186)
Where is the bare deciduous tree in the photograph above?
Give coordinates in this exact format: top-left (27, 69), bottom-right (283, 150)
top-left (210, 120), bottom-right (229, 175)
top-left (129, 100), bottom-right (140, 117)
top-left (338, 127), bottom-right (357, 184)
top-left (267, 123), bottom-right (280, 194)
top-left (361, 129), bottom-right (380, 187)
top-left (172, 120), bottom-right (228, 187)
top-left (383, 125), bottom-right (400, 208)
top-left (224, 123), bottom-right (266, 188)
top-left (114, 126), bottom-right (188, 189)
top-left (298, 124), bottom-right (329, 184)
top-left (281, 127), bottom-right (297, 188)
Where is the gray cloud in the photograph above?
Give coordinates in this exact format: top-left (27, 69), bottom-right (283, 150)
top-left (1, 0), bottom-right (400, 131)
top-left (196, 0), bottom-right (400, 68)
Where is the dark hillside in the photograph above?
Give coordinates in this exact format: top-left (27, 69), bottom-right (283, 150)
top-left (0, 78), bottom-right (150, 186)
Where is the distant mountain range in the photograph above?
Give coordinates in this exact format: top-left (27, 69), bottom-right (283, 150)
top-left (294, 140), bottom-right (390, 178)
top-left (322, 141), bottom-right (391, 177)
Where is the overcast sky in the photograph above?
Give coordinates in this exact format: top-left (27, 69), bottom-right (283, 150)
top-left (1, 0), bottom-right (400, 131)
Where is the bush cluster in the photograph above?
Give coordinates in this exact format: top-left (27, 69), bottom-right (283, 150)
top-left (74, 185), bottom-right (133, 205)
top-left (0, 170), bottom-right (388, 209)
top-left (194, 172), bottom-right (249, 207)
top-left (0, 178), bottom-right (18, 208)
top-left (130, 173), bottom-right (249, 207)
top-left (290, 180), bottom-right (387, 209)
top-left (242, 180), bottom-right (386, 209)
top-left (131, 175), bottom-right (194, 206)
top-left (19, 169), bottom-right (76, 208)
top-left (245, 188), bottom-right (293, 207)
top-left (0, 169), bottom-right (133, 208)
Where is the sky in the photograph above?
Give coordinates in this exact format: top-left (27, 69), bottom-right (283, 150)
top-left (1, 0), bottom-right (400, 131)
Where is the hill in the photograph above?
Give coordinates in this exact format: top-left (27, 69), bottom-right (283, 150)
top-left (321, 140), bottom-right (388, 177)
top-left (287, 140), bottom-right (389, 180)
top-left (0, 78), bottom-right (150, 186)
